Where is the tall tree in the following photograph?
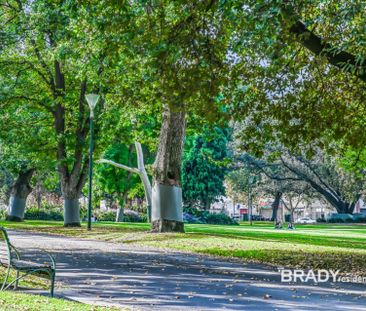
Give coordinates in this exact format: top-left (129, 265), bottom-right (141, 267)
top-left (242, 150), bottom-right (364, 214)
top-left (90, 1), bottom-right (241, 232)
top-left (182, 127), bottom-right (229, 209)
top-left (0, 96), bottom-right (54, 221)
top-left (0, 1), bottom-right (117, 226)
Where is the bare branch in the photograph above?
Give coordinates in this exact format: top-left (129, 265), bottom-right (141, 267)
top-left (97, 159), bottom-right (140, 175)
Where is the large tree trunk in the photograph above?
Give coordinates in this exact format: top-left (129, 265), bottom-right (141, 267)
top-left (52, 69), bottom-right (90, 227)
top-left (62, 182), bottom-right (82, 227)
top-left (7, 169), bottom-right (35, 222)
top-left (151, 106), bottom-right (186, 233)
top-left (336, 201), bottom-right (356, 214)
top-left (271, 192), bottom-right (282, 222)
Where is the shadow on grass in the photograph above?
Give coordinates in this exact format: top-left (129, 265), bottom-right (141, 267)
top-left (196, 248), bottom-right (366, 275)
top-left (122, 232), bottom-right (208, 244)
top-left (185, 230), bottom-right (366, 250)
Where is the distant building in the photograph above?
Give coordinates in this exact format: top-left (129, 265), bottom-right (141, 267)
top-left (210, 196), bottom-right (247, 218)
top-left (210, 195), bottom-right (336, 221)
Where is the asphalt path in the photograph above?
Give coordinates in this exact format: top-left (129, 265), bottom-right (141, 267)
top-left (8, 230), bottom-right (366, 311)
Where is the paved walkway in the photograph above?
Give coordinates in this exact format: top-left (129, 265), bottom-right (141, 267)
top-left (8, 230), bottom-right (366, 310)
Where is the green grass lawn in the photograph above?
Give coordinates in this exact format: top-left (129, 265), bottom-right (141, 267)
top-left (0, 291), bottom-right (119, 310)
top-left (1, 220), bottom-right (366, 274)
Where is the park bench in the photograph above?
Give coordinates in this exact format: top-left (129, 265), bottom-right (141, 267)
top-left (0, 226), bottom-right (56, 297)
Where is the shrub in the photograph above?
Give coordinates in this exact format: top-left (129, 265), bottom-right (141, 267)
top-left (205, 213), bottom-right (239, 225)
top-left (123, 213), bottom-right (147, 223)
top-left (325, 213), bottom-right (366, 223)
top-left (24, 207), bottom-right (63, 221)
top-left (316, 217), bottom-right (326, 223)
top-left (96, 211), bottom-right (116, 222)
top-left (184, 207), bottom-right (238, 225)
top-left (93, 210), bottom-right (148, 223)
top-left (352, 214), bottom-right (366, 223)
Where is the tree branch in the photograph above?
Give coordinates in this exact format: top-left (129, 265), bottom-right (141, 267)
top-left (290, 20), bottom-right (366, 82)
top-left (30, 39), bottom-right (56, 92)
top-left (98, 159), bottom-right (140, 175)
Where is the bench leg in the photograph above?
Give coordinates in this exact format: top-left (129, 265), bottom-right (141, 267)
top-left (50, 270), bottom-right (55, 297)
top-left (14, 271), bottom-right (19, 290)
top-left (1, 267), bottom-right (10, 291)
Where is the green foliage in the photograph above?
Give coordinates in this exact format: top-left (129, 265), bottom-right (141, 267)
top-left (95, 210), bottom-right (148, 223)
top-left (184, 207), bottom-right (238, 225)
top-left (327, 214), bottom-right (366, 223)
top-left (205, 213), bottom-right (239, 225)
top-left (0, 167), bottom-right (13, 204)
top-left (228, 1), bottom-right (366, 155)
top-left (182, 127), bottom-right (230, 209)
top-left (124, 213), bottom-right (148, 223)
top-left (2, 0), bottom-right (366, 222)
top-left (95, 211), bottom-right (116, 222)
top-left (24, 207), bottom-right (63, 221)
top-left (338, 147), bottom-right (366, 178)
top-left (95, 143), bottom-right (141, 205)
top-left (0, 209), bottom-right (7, 220)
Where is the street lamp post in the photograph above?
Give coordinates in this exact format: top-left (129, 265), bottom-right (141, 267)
top-left (248, 181), bottom-right (252, 226)
top-left (85, 94), bottom-right (100, 231)
top-left (248, 175), bottom-right (254, 226)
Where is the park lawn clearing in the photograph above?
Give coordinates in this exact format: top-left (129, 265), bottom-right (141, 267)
top-left (1, 221), bottom-right (366, 275)
top-left (0, 291), bottom-right (119, 310)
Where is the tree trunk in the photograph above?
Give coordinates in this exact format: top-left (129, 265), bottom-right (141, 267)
top-left (336, 201), bottom-right (356, 214)
top-left (61, 177), bottom-right (85, 227)
top-left (62, 182), bottom-right (82, 227)
top-left (151, 106), bottom-right (186, 233)
top-left (116, 207), bottom-right (124, 222)
top-left (271, 192), bottom-right (282, 222)
top-left (135, 142), bottom-right (152, 221)
top-left (203, 198), bottom-right (210, 210)
top-left (115, 192), bottom-right (128, 223)
top-left (35, 182), bottom-right (43, 209)
top-left (7, 169), bottom-right (35, 222)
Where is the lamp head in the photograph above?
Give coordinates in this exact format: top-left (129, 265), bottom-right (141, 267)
top-left (85, 94), bottom-right (100, 117)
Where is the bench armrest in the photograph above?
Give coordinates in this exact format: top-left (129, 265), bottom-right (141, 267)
top-left (44, 251), bottom-right (56, 270)
top-left (9, 243), bottom-right (21, 260)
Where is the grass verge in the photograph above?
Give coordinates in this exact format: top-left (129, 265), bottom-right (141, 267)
top-left (0, 291), bottom-right (118, 310)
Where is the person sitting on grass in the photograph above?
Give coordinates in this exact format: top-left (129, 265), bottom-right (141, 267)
top-left (275, 221), bottom-right (282, 229)
top-left (287, 222), bottom-right (295, 230)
